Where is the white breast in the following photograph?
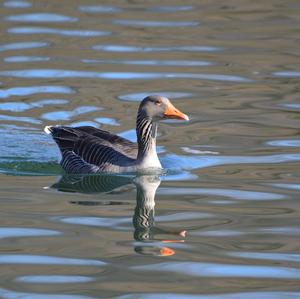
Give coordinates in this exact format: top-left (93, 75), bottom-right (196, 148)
top-left (137, 143), bottom-right (162, 170)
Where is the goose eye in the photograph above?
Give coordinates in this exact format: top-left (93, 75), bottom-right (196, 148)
top-left (155, 101), bottom-right (162, 106)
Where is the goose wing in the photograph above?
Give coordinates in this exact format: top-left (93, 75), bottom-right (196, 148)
top-left (45, 126), bottom-right (137, 173)
top-left (75, 126), bottom-right (138, 158)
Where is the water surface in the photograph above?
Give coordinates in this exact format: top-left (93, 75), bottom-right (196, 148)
top-left (0, 0), bottom-right (299, 298)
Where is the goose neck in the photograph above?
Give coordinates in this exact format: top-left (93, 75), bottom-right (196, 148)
top-left (136, 113), bottom-right (157, 159)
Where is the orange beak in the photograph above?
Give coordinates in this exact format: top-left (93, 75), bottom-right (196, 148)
top-left (164, 103), bottom-right (189, 121)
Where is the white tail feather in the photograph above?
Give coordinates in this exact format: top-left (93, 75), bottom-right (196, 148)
top-left (44, 125), bottom-right (53, 134)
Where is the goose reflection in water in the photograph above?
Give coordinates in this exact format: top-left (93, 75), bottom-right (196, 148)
top-left (51, 174), bottom-right (186, 256)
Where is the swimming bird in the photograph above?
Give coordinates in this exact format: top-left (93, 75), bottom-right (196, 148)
top-left (44, 95), bottom-right (189, 174)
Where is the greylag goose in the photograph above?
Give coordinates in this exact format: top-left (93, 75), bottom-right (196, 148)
top-left (45, 95), bottom-right (189, 174)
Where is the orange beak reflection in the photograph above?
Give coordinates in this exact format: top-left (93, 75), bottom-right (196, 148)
top-left (164, 103), bottom-right (189, 121)
top-left (160, 247), bottom-right (175, 256)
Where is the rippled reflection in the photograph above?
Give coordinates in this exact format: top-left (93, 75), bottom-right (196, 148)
top-left (0, 99), bottom-right (68, 112)
top-left (5, 13), bottom-right (78, 22)
top-left (273, 71), bottom-right (300, 78)
top-left (267, 140), bottom-right (300, 147)
top-left (4, 1), bottom-right (31, 8)
top-left (0, 114), bottom-right (40, 124)
top-left (82, 58), bottom-right (212, 66)
top-left (0, 254), bottom-right (106, 265)
top-left (94, 117), bottom-right (119, 126)
top-left (0, 85), bottom-right (74, 98)
top-left (0, 288), bottom-right (97, 299)
top-left (16, 275), bottom-right (95, 283)
top-left (9, 26), bottom-right (111, 37)
top-left (41, 106), bottom-right (102, 121)
top-left (0, 227), bottom-right (60, 238)
top-left (93, 44), bottom-right (222, 52)
top-left (228, 252), bottom-right (300, 262)
top-left (0, 41), bottom-right (49, 52)
top-left (118, 92), bottom-right (193, 102)
top-left (0, 69), bottom-right (251, 82)
top-left (112, 19), bottom-right (199, 27)
top-left (280, 103), bottom-right (300, 110)
top-left (158, 187), bottom-right (285, 201)
top-left (148, 6), bottom-right (194, 12)
top-left (132, 261), bottom-right (300, 279)
top-left (52, 174), bottom-right (186, 256)
top-left (162, 153), bottom-right (300, 170)
top-left (119, 291), bottom-right (300, 299)
top-left (4, 55), bottom-right (50, 62)
top-left (79, 5), bottom-right (122, 13)
top-left (272, 183), bottom-right (300, 191)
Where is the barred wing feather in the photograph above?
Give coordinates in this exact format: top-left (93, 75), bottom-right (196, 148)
top-left (47, 126), bottom-right (137, 173)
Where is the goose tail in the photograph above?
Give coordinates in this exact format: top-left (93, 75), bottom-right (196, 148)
top-left (44, 125), bottom-right (54, 135)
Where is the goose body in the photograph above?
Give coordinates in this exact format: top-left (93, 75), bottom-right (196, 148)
top-left (45, 95), bottom-right (188, 174)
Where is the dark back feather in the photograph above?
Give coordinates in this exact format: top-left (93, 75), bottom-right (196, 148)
top-left (48, 126), bottom-right (138, 172)
top-left (50, 126), bottom-right (138, 158)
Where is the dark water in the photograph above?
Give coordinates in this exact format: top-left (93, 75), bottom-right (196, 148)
top-left (0, 0), bottom-right (300, 298)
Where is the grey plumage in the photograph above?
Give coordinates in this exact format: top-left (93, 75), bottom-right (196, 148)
top-left (45, 95), bottom-right (188, 174)
top-left (46, 125), bottom-right (137, 173)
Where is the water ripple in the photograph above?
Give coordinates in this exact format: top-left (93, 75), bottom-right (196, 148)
top-left (162, 171), bottom-right (198, 181)
top-left (0, 114), bottom-right (40, 124)
top-left (267, 140), bottom-right (300, 147)
top-left (41, 106), bottom-right (102, 121)
top-left (93, 44), bottom-right (222, 52)
top-left (0, 69), bottom-right (251, 82)
top-left (273, 71), bottom-right (300, 78)
top-left (132, 261), bottom-right (300, 279)
top-left (193, 227), bottom-right (300, 237)
top-left (0, 85), bottom-right (74, 98)
top-left (55, 216), bottom-right (130, 229)
top-left (272, 184), bottom-right (300, 191)
top-left (0, 99), bottom-right (68, 112)
top-left (0, 41), bottom-right (49, 52)
top-left (16, 275), bottom-right (95, 284)
top-left (9, 26), bottom-right (111, 37)
top-left (82, 58), bottom-right (212, 66)
top-left (118, 92), bottom-right (193, 102)
top-left (156, 212), bottom-right (212, 222)
top-left (95, 117), bottom-right (119, 126)
top-left (4, 1), bottom-right (31, 8)
top-left (0, 254), bottom-right (106, 266)
top-left (5, 13), bottom-right (78, 22)
top-left (280, 103), bottom-right (300, 110)
top-left (0, 227), bottom-right (61, 239)
top-left (148, 6), bottom-right (194, 12)
top-left (70, 121), bottom-right (100, 128)
top-left (79, 5), bottom-right (122, 13)
top-left (192, 230), bottom-right (246, 237)
top-left (0, 102), bottom-right (31, 112)
top-left (158, 187), bottom-right (285, 201)
top-left (4, 55), bottom-right (50, 62)
top-left (119, 291), bottom-right (300, 299)
top-left (228, 252), bottom-right (300, 263)
top-left (112, 19), bottom-right (199, 27)
top-left (162, 153), bottom-right (300, 170)
top-left (258, 227), bottom-right (300, 235)
top-left (0, 288), bottom-right (97, 299)
top-left (0, 126), bottom-right (60, 163)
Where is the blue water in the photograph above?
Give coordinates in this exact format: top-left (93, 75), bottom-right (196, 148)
top-left (0, 0), bottom-right (299, 298)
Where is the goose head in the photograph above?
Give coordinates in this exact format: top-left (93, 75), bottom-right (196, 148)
top-left (138, 95), bottom-right (189, 122)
